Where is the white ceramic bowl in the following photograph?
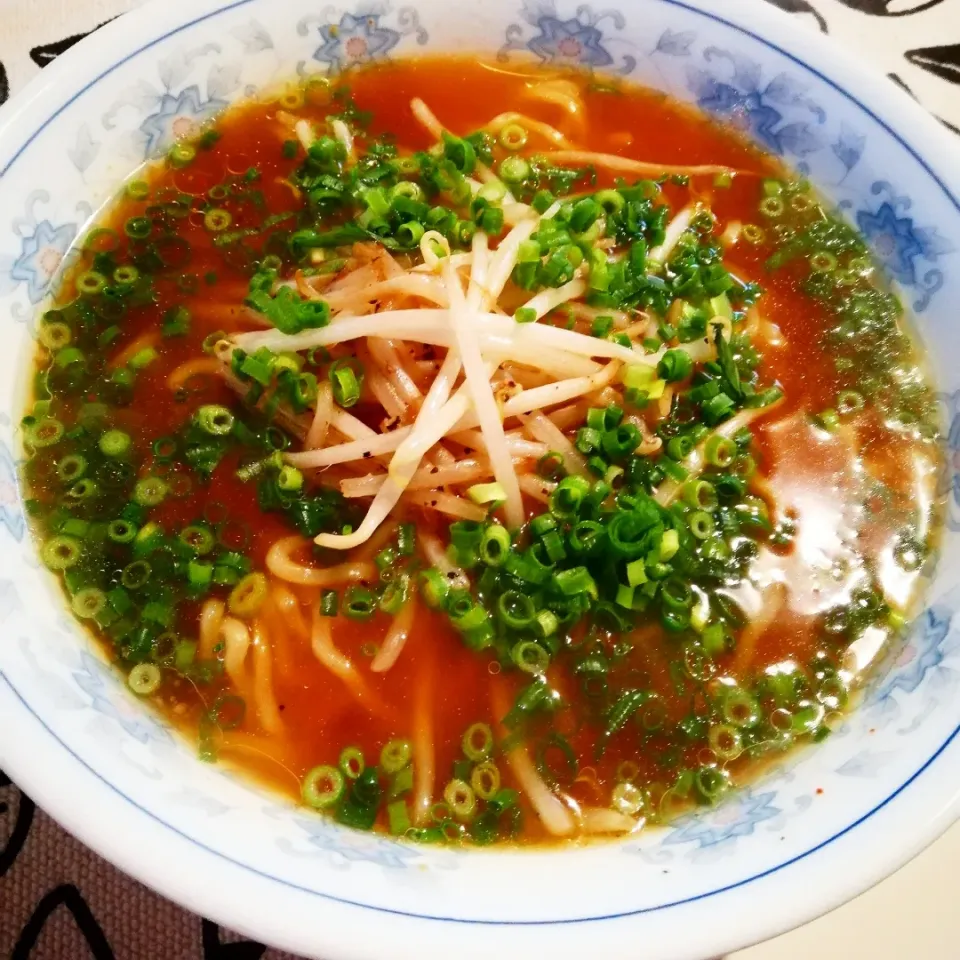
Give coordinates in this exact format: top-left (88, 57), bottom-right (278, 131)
top-left (1, 1), bottom-right (959, 958)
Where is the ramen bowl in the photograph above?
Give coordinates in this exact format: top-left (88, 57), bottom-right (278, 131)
top-left (0, 1), bottom-right (959, 958)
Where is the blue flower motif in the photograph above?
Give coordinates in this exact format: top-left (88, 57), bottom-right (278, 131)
top-left (72, 650), bottom-right (173, 746)
top-left (8, 220), bottom-right (76, 304)
top-left (868, 598), bottom-right (960, 704)
top-left (686, 50), bottom-right (824, 158)
top-left (294, 815), bottom-right (420, 869)
top-left (655, 29), bottom-right (695, 57)
top-left (139, 85), bottom-right (226, 157)
top-left (661, 789), bottom-right (780, 850)
top-left (832, 122), bottom-right (866, 174)
top-left (312, 13), bottom-right (401, 73)
top-left (0, 437), bottom-right (24, 541)
top-left (527, 16), bottom-right (614, 67)
top-left (856, 202), bottom-right (926, 285)
top-left (939, 389), bottom-right (960, 529)
top-left (692, 79), bottom-right (787, 154)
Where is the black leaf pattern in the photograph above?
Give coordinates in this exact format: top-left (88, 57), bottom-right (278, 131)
top-left (29, 20), bottom-right (115, 69)
top-left (905, 43), bottom-right (960, 85)
top-left (0, 61), bottom-right (8, 105)
top-left (762, 0), bottom-right (829, 32)
top-left (201, 919), bottom-right (268, 960)
top-left (0, 770), bottom-right (36, 878)
top-left (833, 0), bottom-right (946, 14)
top-left (11, 884), bottom-right (115, 960)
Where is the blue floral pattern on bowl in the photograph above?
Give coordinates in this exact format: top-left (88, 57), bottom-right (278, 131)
top-left (140, 85), bottom-right (227, 155)
top-left (298, 5), bottom-right (427, 74)
top-left (0, 437), bottom-right (24, 542)
top-left (852, 182), bottom-right (955, 309)
top-left (0, 191), bottom-right (77, 306)
top-left (500, 1), bottom-right (636, 72)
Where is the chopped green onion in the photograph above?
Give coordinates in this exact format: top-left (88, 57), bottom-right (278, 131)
top-left (195, 404), bottom-right (234, 436)
top-left (204, 209), bottom-right (233, 232)
top-left (71, 587), bottom-right (107, 620)
top-left (179, 524), bottom-right (216, 555)
top-left (512, 640), bottom-right (550, 675)
top-left (480, 523), bottom-right (510, 566)
top-left (344, 585), bottom-right (376, 620)
top-left (320, 589), bottom-right (339, 616)
top-left (549, 475), bottom-right (591, 518)
top-left (75, 270), bottom-right (107, 296)
top-left (467, 482), bottom-right (506, 505)
top-left (120, 559), bottom-right (151, 589)
top-left (708, 723), bottom-right (743, 761)
top-left (722, 687), bottom-right (761, 728)
top-left (499, 156), bottom-right (531, 184)
top-left (278, 465), bottom-right (304, 492)
top-left (498, 124), bottom-right (528, 151)
top-left (133, 476), bottom-right (168, 507)
top-left (534, 609), bottom-right (559, 638)
top-left (462, 722), bottom-right (494, 762)
top-left (99, 429), bottom-right (132, 458)
top-left (443, 778), bottom-right (477, 820)
top-left (228, 572), bottom-right (268, 618)
top-left (339, 746), bottom-right (364, 779)
top-left (302, 765), bottom-right (345, 809)
top-left (419, 568), bottom-right (450, 609)
top-left (695, 766), bottom-right (729, 804)
top-left (387, 799), bottom-right (411, 835)
top-left (330, 359), bottom-right (363, 408)
top-left (688, 510), bottom-right (716, 539)
top-left (705, 435), bottom-right (736, 468)
top-left (56, 454), bottom-right (87, 483)
top-left (380, 739), bottom-right (413, 774)
top-left (107, 518), bottom-right (138, 544)
top-left (168, 142), bottom-right (196, 168)
top-left (26, 417), bottom-right (65, 448)
top-left (471, 761), bottom-right (501, 800)
top-left (657, 349), bottom-right (694, 383)
top-left (128, 663), bottom-right (162, 696)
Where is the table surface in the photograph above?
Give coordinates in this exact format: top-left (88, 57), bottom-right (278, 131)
top-left (2, 0), bottom-right (960, 957)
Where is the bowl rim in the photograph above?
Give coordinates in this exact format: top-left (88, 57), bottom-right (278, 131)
top-left (1, 0), bottom-right (959, 957)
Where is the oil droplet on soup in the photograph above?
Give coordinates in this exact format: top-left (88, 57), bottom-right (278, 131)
top-left (19, 56), bottom-right (943, 846)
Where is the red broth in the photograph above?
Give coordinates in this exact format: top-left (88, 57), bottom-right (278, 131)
top-left (21, 57), bottom-right (941, 845)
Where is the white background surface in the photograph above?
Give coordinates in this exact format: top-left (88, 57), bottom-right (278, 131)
top-left (735, 822), bottom-right (960, 958)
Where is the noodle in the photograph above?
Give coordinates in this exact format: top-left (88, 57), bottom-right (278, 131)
top-left (491, 677), bottom-right (577, 837)
top-left (370, 598), bottom-right (418, 673)
top-left (544, 150), bottom-right (741, 178)
top-left (167, 356), bottom-right (222, 391)
top-left (731, 582), bottom-right (788, 675)
top-left (266, 536), bottom-right (376, 586)
top-left (519, 411), bottom-right (588, 477)
top-left (486, 111), bottom-right (574, 148)
top-left (251, 619), bottom-right (283, 734)
top-left (305, 381), bottom-right (334, 450)
top-left (411, 634), bottom-right (436, 827)
top-left (198, 598), bottom-right (225, 660)
top-left (405, 489), bottom-right (487, 521)
top-left (579, 807), bottom-right (640, 836)
top-left (220, 617), bottom-right (251, 692)
top-left (309, 605), bottom-right (395, 721)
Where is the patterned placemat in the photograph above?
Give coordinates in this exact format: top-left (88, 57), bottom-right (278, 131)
top-left (1, 1), bottom-right (959, 956)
